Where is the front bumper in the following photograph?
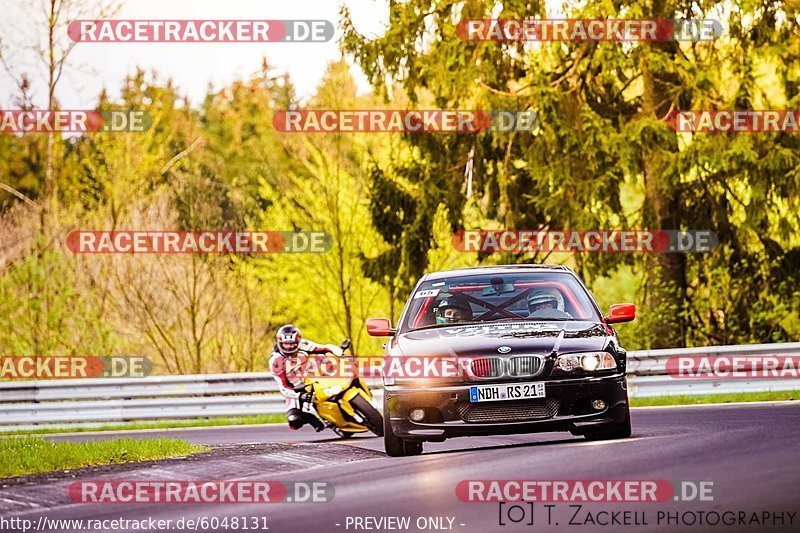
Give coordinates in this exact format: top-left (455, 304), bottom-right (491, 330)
top-left (385, 374), bottom-right (628, 441)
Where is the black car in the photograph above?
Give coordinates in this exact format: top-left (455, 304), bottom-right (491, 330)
top-left (366, 265), bottom-right (636, 457)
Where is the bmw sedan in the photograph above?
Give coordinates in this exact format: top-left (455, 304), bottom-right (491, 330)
top-left (366, 265), bottom-right (635, 457)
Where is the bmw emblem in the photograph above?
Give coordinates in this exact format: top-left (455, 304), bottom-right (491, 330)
top-left (497, 346), bottom-right (512, 354)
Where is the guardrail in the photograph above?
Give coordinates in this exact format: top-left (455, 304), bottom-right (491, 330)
top-left (1, 343), bottom-right (798, 431)
top-left (626, 342), bottom-right (800, 397)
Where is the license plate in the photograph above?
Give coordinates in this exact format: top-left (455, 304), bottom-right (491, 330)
top-left (469, 382), bottom-right (545, 402)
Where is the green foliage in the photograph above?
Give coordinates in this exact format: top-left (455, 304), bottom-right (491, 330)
top-left (630, 391), bottom-right (800, 407)
top-left (2, 1), bottom-right (800, 366)
top-left (0, 414), bottom-right (286, 437)
top-left (0, 436), bottom-right (204, 478)
top-left (342, 0), bottom-right (800, 348)
top-left (252, 62), bottom-right (393, 354)
top-left (0, 247), bottom-right (119, 355)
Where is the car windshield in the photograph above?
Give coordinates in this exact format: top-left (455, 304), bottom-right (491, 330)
top-left (400, 271), bottom-right (601, 332)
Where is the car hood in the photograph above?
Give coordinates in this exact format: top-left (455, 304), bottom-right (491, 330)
top-left (392, 321), bottom-right (610, 357)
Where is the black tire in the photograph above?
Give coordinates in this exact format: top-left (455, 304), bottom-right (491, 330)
top-left (383, 409), bottom-right (406, 457)
top-left (584, 406), bottom-right (632, 441)
top-left (350, 395), bottom-right (384, 437)
top-left (383, 398), bottom-right (424, 457)
top-left (403, 439), bottom-right (423, 456)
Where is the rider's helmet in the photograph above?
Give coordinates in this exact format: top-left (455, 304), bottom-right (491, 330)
top-left (434, 297), bottom-right (472, 324)
top-left (527, 288), bottom-right (565, 314)
top-left (276, 324), bottom-right (301, 356)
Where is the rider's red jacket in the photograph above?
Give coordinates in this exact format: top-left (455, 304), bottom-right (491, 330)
top-left (269, 340), bottom-right (342, 399)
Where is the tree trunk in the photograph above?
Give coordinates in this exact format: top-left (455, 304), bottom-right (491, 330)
top-left (639, 1), bottom-right (687, 348)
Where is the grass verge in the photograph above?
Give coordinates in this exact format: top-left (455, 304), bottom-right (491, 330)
top-left (630, 390), bottom-right (800, 407)
top-left (0, 436), bottom-right (207, 478)
top-left (0, 413), bottom-right (285, 437)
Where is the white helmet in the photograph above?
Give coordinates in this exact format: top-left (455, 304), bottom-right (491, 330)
top-left (527, 288), bottom-right (565, 313)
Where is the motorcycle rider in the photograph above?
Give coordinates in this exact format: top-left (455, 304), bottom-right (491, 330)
top-left (269, 324), bottom-right (343, 432)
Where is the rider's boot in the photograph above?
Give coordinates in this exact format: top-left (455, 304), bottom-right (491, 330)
top-left (307, 415), bottom-right (325, 432)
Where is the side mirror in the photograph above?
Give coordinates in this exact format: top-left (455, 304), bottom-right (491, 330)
top-left (605, 303), bottom-right (636, 324)
top-left (340, 339), bottom-right (352, 351)
top-left (366, 317), bottom-right (394, 337)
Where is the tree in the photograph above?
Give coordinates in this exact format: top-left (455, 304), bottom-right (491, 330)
top-left (0, 0), bottom-right (120, 229)
top-left (342, 0), bottom-right (800, 348)
top-left (254, 61), bottom-right (390, 354)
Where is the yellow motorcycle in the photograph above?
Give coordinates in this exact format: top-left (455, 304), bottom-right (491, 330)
top-left (300, 340), bottom-right (384, 439)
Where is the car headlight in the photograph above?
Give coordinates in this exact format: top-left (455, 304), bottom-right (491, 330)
top-left (556, 354), bottom-right (580, 372)
top-left (556, 352), bottom-right (617, 372)
top-left (581, 353), bottom-right (601, 371)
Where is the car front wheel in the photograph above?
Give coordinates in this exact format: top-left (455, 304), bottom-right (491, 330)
top-left (584, 406), bottom-right (632, 440)
top-left (384, 399), bottom-right (424, 457)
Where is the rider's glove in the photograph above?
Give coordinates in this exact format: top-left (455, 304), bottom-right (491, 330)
top-left (299, 391), bottom-right (312, 403)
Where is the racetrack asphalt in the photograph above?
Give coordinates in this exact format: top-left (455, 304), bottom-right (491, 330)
top-left (2, 402), bottom-right (799, 533)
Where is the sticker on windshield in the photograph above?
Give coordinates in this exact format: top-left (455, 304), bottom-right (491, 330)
top-left (415, 289), bottom-right (440, 299)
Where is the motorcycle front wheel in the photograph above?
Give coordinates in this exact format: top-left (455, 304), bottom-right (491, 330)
top-left (350, 395), bottom-right (384, 437)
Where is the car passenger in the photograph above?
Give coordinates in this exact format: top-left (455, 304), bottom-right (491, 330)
top-left (527, 288), bottom-right (572, 318)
